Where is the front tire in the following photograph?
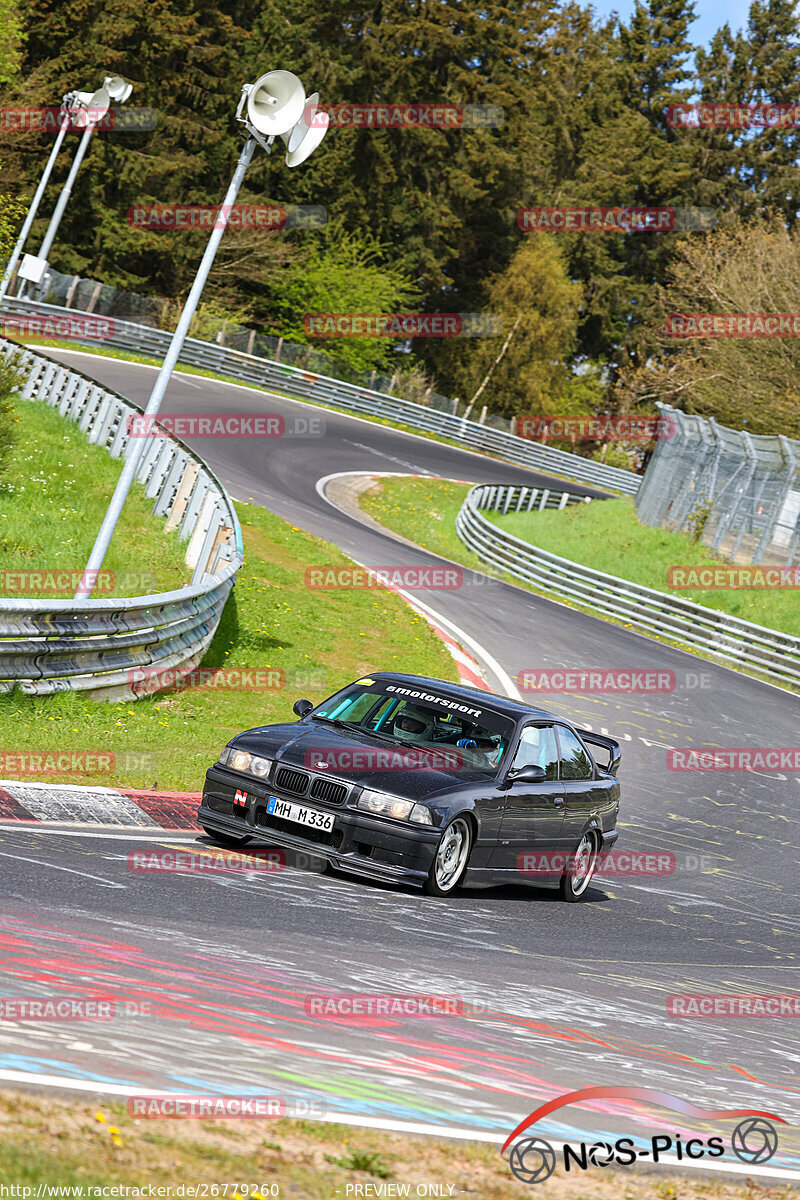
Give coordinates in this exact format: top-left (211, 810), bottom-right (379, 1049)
top-left (559, 830), bottom-right (599, 902)
top-left (201, 825), bottom-right (251, 848)
top-left (425, 816), bottom-right (472, 897)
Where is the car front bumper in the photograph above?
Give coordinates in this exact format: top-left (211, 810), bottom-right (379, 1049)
top-left (198, 766), bottom-right (441, 888)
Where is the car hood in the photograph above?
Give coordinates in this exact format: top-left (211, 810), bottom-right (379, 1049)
top-left (229, 722), bottom-right (487, 802)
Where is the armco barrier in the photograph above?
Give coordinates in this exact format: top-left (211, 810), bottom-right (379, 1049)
top-left (0, 297), bottom-right (640, 496)
top-left (456, 484), bottom-right (800, 688)
top-left (0, 338), bottom-right (243, 700)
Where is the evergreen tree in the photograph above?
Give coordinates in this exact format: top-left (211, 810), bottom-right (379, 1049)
top-left (443, 234), bottom-right (583, 417)
top-left (740, 0), bottom-right (800, 224)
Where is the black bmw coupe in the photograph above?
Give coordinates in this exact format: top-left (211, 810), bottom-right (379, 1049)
top-left (198, 672), bottom-right (621, 898)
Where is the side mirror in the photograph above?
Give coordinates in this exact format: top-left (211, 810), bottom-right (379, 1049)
top-left (292, 698), bottom-right (313, 718)
top-left (506, 763), bottom-right (546, 784)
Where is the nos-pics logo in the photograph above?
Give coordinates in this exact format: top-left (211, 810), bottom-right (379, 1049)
top-left (501, 1086), bottom-right (784, 1185)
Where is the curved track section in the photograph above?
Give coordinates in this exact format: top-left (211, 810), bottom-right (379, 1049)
top-left (2, 348), bottom-right (798, 1168)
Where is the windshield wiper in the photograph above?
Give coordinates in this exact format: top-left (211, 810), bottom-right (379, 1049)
top-left (310, 715), bottom-right (404, 745)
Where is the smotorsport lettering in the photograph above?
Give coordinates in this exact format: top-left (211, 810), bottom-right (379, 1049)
top-left (383, 685), bottom-right (483, 717)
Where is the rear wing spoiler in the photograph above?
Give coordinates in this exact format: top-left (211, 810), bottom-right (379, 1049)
top-left (576, 728), bottom-right (621, 776)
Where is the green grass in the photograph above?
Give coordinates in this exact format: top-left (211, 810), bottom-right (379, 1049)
top-left (1, 396), bottom-right (190, 597)
top-left (0, 497), bottom-right (457, 790)
top-left (0, 363), bottom-right (456, 790)
top-left (490, 497), bottom-right (800, 634)
top-left (359, 477), bottom-right (799, 697)
top-left (361, 476), bottom-right (800, 636)
top-left (325, 1147), bottom-right (393, 1177)
top-left (0, 1090), bottom-right (793, 1200)
top-left (361, 475), bottom-right (495, 566)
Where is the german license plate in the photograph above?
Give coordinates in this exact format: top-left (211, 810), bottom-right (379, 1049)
top-left (267, 796), bottom-right (335, 832)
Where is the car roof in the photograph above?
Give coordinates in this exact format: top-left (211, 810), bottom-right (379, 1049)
top-left (366, 672), bottom-right (562, 723)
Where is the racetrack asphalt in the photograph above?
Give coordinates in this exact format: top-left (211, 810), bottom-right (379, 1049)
top-left (2, 348), bottom-right (798, 1171)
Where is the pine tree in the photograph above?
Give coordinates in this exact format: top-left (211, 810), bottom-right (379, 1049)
top-left (740, 0), bottom-right (800, 224)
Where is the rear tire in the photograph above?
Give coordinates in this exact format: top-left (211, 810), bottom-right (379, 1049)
top-left (424, 816), bottom-right (472, 897)
top-left (201, 826), bottom-right (251, 848)
top-left (559, 830), bottom-right (598, 902)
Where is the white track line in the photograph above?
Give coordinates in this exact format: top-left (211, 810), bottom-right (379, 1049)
top-left (43, 348), bottom-right (577, 478)
top-left (0, 825), bottom-right (200, 840)
top-left (315, 470), bottom-right (521, 699)
top-left (0, 1071), bottom-right (797, 1181)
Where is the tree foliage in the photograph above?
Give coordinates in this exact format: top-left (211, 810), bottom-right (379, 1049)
top-left (617, 219), bottom-right (800, 437)
top-left (1, 0), bottom-right (799, 431)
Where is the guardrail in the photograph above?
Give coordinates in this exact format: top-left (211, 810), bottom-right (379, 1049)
top-left (470, 482), bottom-right (596, 515)
top-left (0, 297), bottom-right (641, 497)
top-left (456, 484), bottom-right (800, 689)
top-left (0, 338), bottom-right (243, 701)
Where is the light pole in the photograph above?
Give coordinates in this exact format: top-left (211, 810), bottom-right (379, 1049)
top-left (0, 90), bottom-right (95, 303)
top-left (17, 76), bottom-right (133, 299)
top-left (74, 71), bottom-right (329, 601)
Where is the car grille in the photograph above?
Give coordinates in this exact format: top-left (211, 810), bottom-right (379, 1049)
top-left (274, 766), bottom-right (309, 795)
top-left (255, 808), bottom-right (333, 846)
top-left (309, 777), bottom-right (348, 806)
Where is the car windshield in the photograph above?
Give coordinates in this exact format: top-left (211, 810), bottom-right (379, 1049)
top-left (312, 682), bottom-right (514, 774)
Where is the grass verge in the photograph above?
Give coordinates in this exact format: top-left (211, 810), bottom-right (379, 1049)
top-left (489, 499), bottom-right (800, 635)
top-left (358, 477), bottom-right (797, 689)
top-left (0, 497), bottom-right (456, 790)
top-left (360, 477), bottom-right (799, 635)
top-left (0, 1089), bottom-right (791, 1199)
top-left (1, 387), bottom-right (189, 598)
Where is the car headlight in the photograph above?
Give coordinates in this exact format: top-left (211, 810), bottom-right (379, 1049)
top-left (357, 789), bottom-right (433, 825)
top-left (220, 746), bottom-right (272, 779)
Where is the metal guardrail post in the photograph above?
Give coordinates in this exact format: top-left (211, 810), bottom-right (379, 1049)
top-left (0, 296), bottom-right (642, 496)
top-left (0, 339), bottom-right (243, 700)
top-left (754, 435), bottom-right (797, 564)
top-left (455, 483), bottom-right (800, 688)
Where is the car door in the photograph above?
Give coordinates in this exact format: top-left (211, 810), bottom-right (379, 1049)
top-left (493, 724), bottom-right (564, 870)
top-left (555, 725), bottom-right (606, 851)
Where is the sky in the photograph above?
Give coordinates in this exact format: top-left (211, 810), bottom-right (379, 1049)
top-left (595, 0), bottom-right (753, 48)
